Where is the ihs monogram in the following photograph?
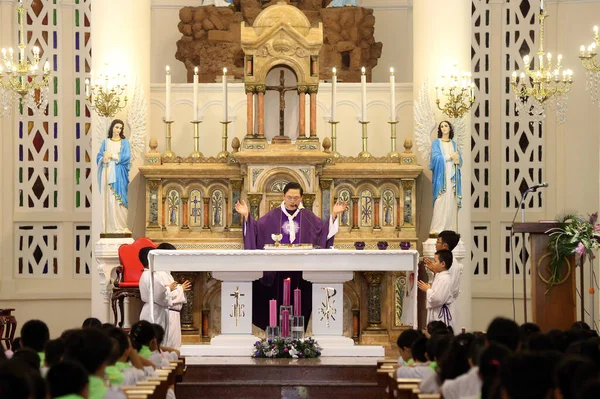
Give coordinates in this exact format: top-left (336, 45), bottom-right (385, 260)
top-left (318, 286), bottom-right (337, 327)
top-left (229, 286), bottom-right (245, 326)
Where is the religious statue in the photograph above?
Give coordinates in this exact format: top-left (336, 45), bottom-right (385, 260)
top-left (327, 0), bottom-right (358, 7)
top-left (234, 181), bottom-right (347, 330)
top-left (414, 83), bottom-right (466, 235)
top-left (96, 81), bottom-right (147, 234)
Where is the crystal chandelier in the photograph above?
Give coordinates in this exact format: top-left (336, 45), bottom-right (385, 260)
top-left (85, 65), bottom-right (128, 118)
top-left (579, 25), bottom-right (600, 104)
top-left (0, 0), bottom-right (51, 118)
top-left (511, 3), bottom-right (573, 122)
top-left (435, 64), bottom-right (475, 119)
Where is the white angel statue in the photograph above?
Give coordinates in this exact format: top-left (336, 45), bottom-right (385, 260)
top-left (414, 82), bottom-right (467, 235)
top-left (96, 81), bottom-right (147, 234)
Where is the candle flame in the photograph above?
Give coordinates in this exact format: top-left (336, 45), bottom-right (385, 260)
top-left (390, 67), bottom-right (394, 75)
top-left (194, 66), bottom-right (198, 74)
top-left (361, 66), bottom-right (366, 74)
top-left (223, 67), bottom-right (227, 74)
top-left (166, 65), bottom-right (171, 74)
top-left (332, 67), bottom-right (336, 75)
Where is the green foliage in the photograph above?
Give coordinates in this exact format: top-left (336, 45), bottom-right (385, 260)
top-left (252, 337), bottom-right (322, 359)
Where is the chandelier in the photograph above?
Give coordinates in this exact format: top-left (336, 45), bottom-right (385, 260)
top-left (85, 65), bottom-right (128, 118)
top-left (0, 0), bottom-right (51, 118)
top-left (579, 25), bottom-right (600, 104)
top-left (435, 64), bottom-right (475, 119)
top-left (511, 4), bottom-right (573, 122)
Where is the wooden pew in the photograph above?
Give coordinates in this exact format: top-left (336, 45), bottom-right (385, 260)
top-left (393, 378), bottom-right (421, 399)
top-left (417, 394), bottom-right (441, 399)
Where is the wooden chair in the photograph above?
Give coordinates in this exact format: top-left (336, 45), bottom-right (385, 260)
top-left (111, 238), bottom-right (157, 327)
top-left (0, 309), bottom-right (17, 350)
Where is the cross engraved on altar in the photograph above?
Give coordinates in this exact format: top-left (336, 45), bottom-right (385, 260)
top-left (318, 286), bottom-right (337, 327)
top-left (229, 286), bottom-right (245, 326)
top-left (265, 70), bottom-right (297, 137)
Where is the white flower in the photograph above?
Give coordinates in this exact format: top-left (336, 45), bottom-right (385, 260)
top-left (289, 347), bottom-right (299, 358)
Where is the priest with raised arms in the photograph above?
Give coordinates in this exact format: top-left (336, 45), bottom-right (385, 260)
top-left (235, 181), bottom-right (347, 331)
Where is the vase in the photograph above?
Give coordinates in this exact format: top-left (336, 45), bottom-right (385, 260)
top-left (354, 241), bottom-right (365, 250)
top-left (377, 241), bottom-right (388, 250)
top-left (400, 241), bottom-right (411, 250)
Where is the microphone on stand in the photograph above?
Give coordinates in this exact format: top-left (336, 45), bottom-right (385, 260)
top-left (527, 182), bottom-right (549, 192)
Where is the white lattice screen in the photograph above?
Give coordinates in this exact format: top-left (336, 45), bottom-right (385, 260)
top-left (16, 224), bottom-right (61, 277)
top-left (74, 224), bottom-right (92, 277)
top-left (472, 223), bottom-right (490, 279)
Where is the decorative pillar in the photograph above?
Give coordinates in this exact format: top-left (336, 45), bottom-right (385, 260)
top-left (395, 195), bottom-right (401, 231)
top-left (363, 271), bottom-right (385, 331)
top-left (351, 196), bottom-right (359, 230)
top-left (230, 179), bottom-right (243, 228)
top-left (245, 85), bottom-right (254, 137)
top-left (172, 272), bottom-right (200, 333)
top-left (181, 197), bottom-right (189, 230)
top-left (298, 87), bottom-right (307, 139)
top-left (202, 309), bottom-right (210, 338)
top-left (319, 179), bottom-right (333, 221)
top-left (147, 180), bottom-right (161, 230)
top-left (202, 197), bottom-right (210, 230)
top-left (400, 180), bottom-right (415, 231)
top-left (303, 193), bottom-right (315, 212)
top-left (224, 197), bottom-right (230, 231)
top-left (247, 193), bottom-right (262, 220)
top-left (373, 197), bottom-right (381, 230)
top-left (414, 0), bottom-right (471, 330)
top-left (257, 86), bottom-right (265, 137)
top-left (352, 309), bottom-right (360, 342)
top-left (162, 196), bottom-right (167, 231)
top-left (91, 0), bottom-right (151, 321)
top-left (309, 86), bottom-right (318, 137)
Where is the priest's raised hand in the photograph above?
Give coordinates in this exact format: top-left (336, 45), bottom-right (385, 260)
top-left (235, 199), bottom-right (250, 220)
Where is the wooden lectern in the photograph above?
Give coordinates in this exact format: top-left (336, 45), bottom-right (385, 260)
top-left (513, 223), bottom-right (576, 331)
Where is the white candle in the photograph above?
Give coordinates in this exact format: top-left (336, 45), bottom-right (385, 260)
top-left (193, 66), bottom-right (199, 121)
top-left (222, 67), bottom-right (228, 122)
top-left (361, 66), bottom-right (367, 122)
top-left (389, 67), bottom-right (396, 122)
top-left (165, 65), bottom-right (171, 121)
top-left (331, 67), bottom-right (337, 122)
top-left (540, 0), bottom-right (544, 11)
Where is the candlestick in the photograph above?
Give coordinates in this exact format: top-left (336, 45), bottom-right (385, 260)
top-left (217, 121), bottom-right (231, 159)
top-left (189, 121), bottom-right (203, 159)
top-left (269, 299), bottom-right (277, 327)
top-left (283, 278), bottom-right (291, 306)
top-left (281, 309), bottom-right (290, 337)
top-left (222, 67), bottom-right (228, 122)
top-left (329, 121), bottom-right (340, 158)
top-left (387, 121), bottom-right (400, 158)
top-left (165, 66), bottom-right (172, 121)
top-left (193, 66), bottom-right (199, 121)
top-left (331, 67), bottom-right (337, 122)
top-left (358, 121), bottom-right (372, 158)
top-left (294, 288), bottom-right (301, 316)
top-left (162, 120), bottom-right (175, 159)
top-left (360, 66), bottom-right (367, 122)
top-left (389, 67), bottom-right (396, 122)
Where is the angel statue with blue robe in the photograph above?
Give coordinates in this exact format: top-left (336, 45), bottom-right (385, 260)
top-left (234, 181), bottom-right (347, 331)
top-left (96, 82), bottom-right (147, 234)
top-left (415, 83), bottom-right (466, 235)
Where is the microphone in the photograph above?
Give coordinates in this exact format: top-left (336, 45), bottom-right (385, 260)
top-left (527, 182), bottom-right (548, 191)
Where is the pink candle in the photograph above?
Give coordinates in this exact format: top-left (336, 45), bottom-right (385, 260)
top-left (281, 309), bottom-right (290, 337)
top-left (269, 299), bottom-right (277, 327)
top-left (294, 288), bottom-right (301, 316)
top-left (283, 278), bottom-right (291, 306)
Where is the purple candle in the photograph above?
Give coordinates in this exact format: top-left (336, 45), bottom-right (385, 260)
top-left (294, 288), bottom-right (301, 316)
top-left (281, 309), bottom-right (290, 337)
top-left (269, 299), bottom-right (277, 327)
top-left (283, 278), bottom-right (291, 306)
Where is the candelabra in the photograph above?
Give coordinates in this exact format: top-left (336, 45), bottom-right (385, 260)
top-left (0, 1), bottom-right (51, 118)
top-left (579, 25), bottom-right (600, 104)
top-left (435, 64), bottom-right (475, 119)
top-left (85, 67), bottom-right (128, 118)
top-left (511, 6), bottom-right (573, 121)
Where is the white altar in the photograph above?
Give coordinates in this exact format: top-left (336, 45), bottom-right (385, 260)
top-left (148, 249), bottom-right (419, 357)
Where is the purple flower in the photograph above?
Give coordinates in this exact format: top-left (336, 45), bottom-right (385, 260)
top-left (255, 341), bottom-right (261, 345)
top-left (284, 348), bottom-right (289, 352)
top-left (255, 351), bottom-right (260, 356)
top-left (576, 242), bottom-right (587, 257)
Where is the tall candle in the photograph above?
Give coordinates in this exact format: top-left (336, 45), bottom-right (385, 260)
top-left (281, 309), bottom-right (290, 337)
top-left (283, 278), bottom-right (291, 306)
top-left (331, 67), bottom-right (337, 122)
top-left (193, 66), bottom-right (199, 121)
top-left (294, 288), bottom-right (301, 316)
top-left (269, 299), bottom-right (277, 327)
top-left (165, 65), bottom-right (171, 121)
top-left (222, 67), bottom-right (228, 122)
top-left (389, 67), bottom-right (396, 122)
top-left (540, 0), bottom-right (544, 12)
top-left (360, 66), bottom-right (367, 121)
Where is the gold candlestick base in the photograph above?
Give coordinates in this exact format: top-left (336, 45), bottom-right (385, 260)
top-left (387, 120), bottom-right (400, 158)
top-left (189, 120), bottom-right (204, 159)
top-left (162, 119), bottom-right (175, 159)
top-left (217, 120), bottom-right (231, 158)
top-left (328, 120), bottom-right (341, 158)
top-left (358, 120), bottom-right (372, 158)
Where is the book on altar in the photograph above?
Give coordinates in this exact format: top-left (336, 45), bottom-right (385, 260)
top-left (263, 243), bottom-right (314, 250)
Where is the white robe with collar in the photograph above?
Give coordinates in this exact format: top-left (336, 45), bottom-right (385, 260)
top-left (139, 270), bottom-right (173, 343)
top-left (426, 270), bottom-right (455, 331)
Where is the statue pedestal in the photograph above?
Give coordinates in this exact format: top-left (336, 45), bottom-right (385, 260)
top-left (271, 135), bottom-right (292, 144)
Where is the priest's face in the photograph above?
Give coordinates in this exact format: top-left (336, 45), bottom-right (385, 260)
top-left (283, 188), bottom-right (302, 210)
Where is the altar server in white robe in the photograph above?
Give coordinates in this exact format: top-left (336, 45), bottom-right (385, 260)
top-left (417, 249), bottom-right (456, 332)
top-left (154, 243), bottom-right (191, 348)
top-left (139, 247), bottom-right (173, 342)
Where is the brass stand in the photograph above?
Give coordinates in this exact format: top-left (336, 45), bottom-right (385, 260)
top-left (189, 121), bottom-right (203, 159)
top-left (387, 121), bottom-right (400, 158)
top-left (328, 120), bottom-right (341, 158)
top-left (162, 119), bottom-right (175, 159)
top-left (358, 121), bottom-right (372, 158)
top-left (217, 121), bottom-right (231, 158)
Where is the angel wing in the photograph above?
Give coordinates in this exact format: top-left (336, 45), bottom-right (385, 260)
top-left (127, 78), bottom-right (148, 162)
top-left (413, 81), bottom-right (437, 164)
top-left (450, 116), bottom-right (467, 155)
top-left (95, 115), bottom-right (111, 148)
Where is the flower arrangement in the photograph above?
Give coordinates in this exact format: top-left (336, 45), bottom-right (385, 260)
top-left (546, 212), bottom-right (600, 292)
top-left (252, 337), bottom-right (322, 359)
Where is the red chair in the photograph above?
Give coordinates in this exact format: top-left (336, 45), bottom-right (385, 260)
top-left (111, 238), bottom-right (157, 327)
top-left (0, 309), bottom-right (17, 350)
